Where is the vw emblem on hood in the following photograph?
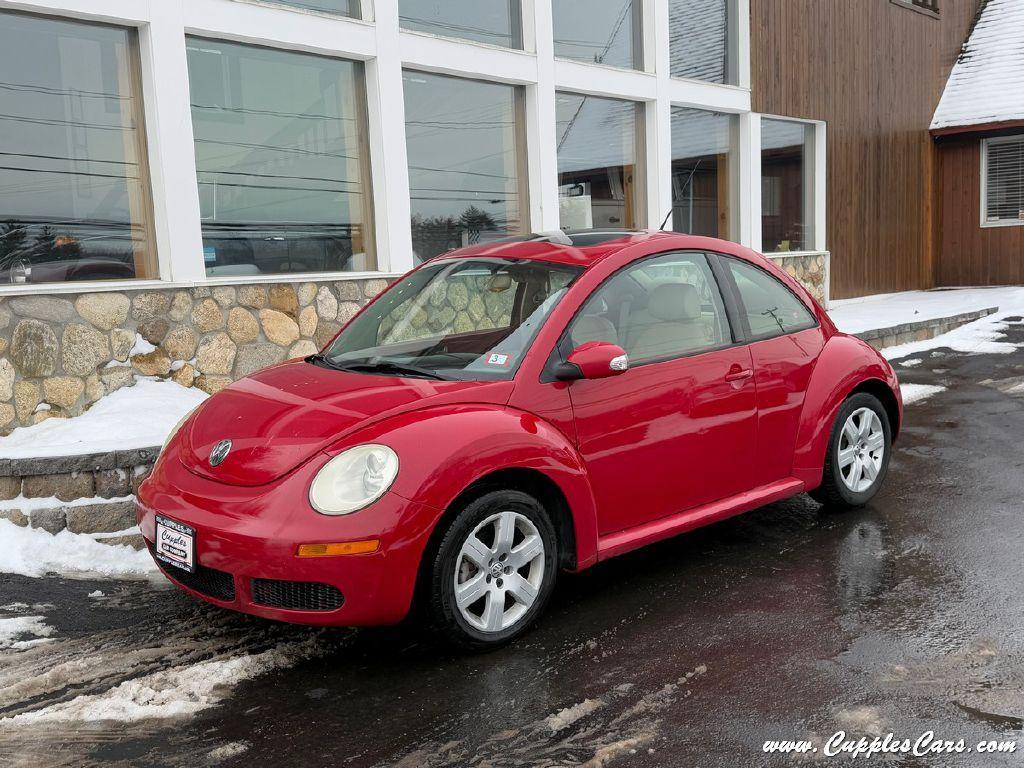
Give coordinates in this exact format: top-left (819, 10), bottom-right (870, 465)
top-left (209, 439), bottom-right (232, 467)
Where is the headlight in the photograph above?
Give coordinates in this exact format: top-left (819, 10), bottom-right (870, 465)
top-left (163, 407), bottom-right (199, 449)
top-left (309, 444), bottom-right (399, 515)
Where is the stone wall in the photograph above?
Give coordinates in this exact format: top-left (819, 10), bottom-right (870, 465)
top-left (0, 277), bottom-right (391, 435)
top-left (769, 252), bottom-right (829, 307)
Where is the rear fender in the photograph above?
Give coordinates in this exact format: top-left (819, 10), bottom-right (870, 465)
top-left (792, 335), bottom-right (901, 489)
top-left (332, 405), bottom-right (601, 571)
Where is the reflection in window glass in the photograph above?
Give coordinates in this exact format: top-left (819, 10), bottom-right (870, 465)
top-left (671, 107), bottom-right (736, 239)
top-left (556, 93), bottom-right (643, 230)
top-left (187, 39), bottom-right (374, 276)
top-left (552, 0), bottom-right (641, 69)
top-left (259, 0), bottom-right (359, 17)
top-left (669, 0), bottom-right (732, 83)
top-left (399, 0), bottom-right (522, 48)
top-left (761, 119), bottom-right (813, 252)
top-left (726, 257), bottom-right (816, 338)
top-left (0, 12), bottom-right (155, 285)
top-left (403, 72), bottom-right (527, 263)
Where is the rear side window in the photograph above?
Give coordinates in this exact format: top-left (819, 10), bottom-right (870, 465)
top-left (725, 257), bottom-right (816, 339)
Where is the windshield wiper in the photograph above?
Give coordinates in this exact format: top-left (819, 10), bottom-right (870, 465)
top-left (333, 360), bottom-right (451, 381)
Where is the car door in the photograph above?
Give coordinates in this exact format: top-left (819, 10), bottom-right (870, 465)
top-left (559, 250), bottom-right (758, 536)
top-left (719, 255), bottom-right (825, 488)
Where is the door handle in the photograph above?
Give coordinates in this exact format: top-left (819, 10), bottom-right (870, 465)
top-left (725, 367), bottom-right (754, 383)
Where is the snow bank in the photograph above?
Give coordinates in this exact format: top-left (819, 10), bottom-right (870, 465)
top-left (828, 287), bottom-right (1022, 335)
top-left (901, 384), bottom-right (946, 406)
top-left (2, 638), bottom-right (322, 724)
top-left (0, 519), bottom-right (156, 580)
top-left (0, 379), bottom-right (207, 459)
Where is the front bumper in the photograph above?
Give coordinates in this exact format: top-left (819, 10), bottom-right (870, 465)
top-left (138, 443), bottom-right (440, 627)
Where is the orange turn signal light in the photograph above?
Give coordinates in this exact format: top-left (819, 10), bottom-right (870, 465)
top-left (296, 539), bottom-right (380, 558)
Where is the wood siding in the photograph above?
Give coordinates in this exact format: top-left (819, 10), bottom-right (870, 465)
top-left (936, 134), bottom-right (1024, 286)
top-left (751, 0), bottom-right (980, 299)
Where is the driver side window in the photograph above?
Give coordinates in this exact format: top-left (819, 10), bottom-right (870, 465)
top-left (566, 251), bottom-right (731, 365)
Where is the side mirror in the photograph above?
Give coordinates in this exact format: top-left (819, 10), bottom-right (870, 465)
top-left (555, 341), bottom-right (629, 381)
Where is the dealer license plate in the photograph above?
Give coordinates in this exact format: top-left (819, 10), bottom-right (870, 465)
top-left (154, 515), bottom-right (196, 573)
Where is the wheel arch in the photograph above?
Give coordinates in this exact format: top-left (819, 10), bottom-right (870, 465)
top-left (792, 335), bottom-right (901, 489)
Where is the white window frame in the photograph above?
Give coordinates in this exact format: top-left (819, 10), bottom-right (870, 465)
top-left (0, 0), bottom-right (755, 297)
top-left (980, 135), bottom-right (1024, 229)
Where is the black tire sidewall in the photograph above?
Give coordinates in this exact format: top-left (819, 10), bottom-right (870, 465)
top-left (430, 490), bottom-right (558, 649)
top-left (827, 393), bottom-right (892, 506)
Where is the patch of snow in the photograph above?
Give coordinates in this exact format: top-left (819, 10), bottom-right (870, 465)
top-left (207, 742), bottom-right (250, 762)
top-left (931, 0), bottom-right (1024, 131)
top-left (33, 403), bottom-right (51, 413)
top-left (89, 525), bottom-right (142, 541)
top-left (901, 384), bottom-right (946, 405)
top-left (545, 698), bottom-right (605, 732)
top-left (0, 494), bottom-right (134, 515)
top-left (828, 287), bottom-right (1020, 335)
top-left (129, 334), bottom-right (157, 357)
top-left (87, 590), bottom-right (104, 599)
top-left (0, 379), bottom-right (206, 459)
top-left (899, 358), bottom-right (922, 367)
top-left (0, 519), bottom-right (156, 580)
top-left (2, 638), bottom-right (322, 724)
top-left (0, 614), bottom-right (54, 651)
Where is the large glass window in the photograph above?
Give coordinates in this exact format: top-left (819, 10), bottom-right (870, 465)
top-left (552, 0), bottom-right (641, 70)
top-left (565, 251), bottom-right (730, 363)
top-left (399, 0), bottom-right (522, 49)
top-left (671, 107), bottom-right (737, 239)
top-left (258, 0), bottom-right (359, 17)
top-left (187, 39), bottom-right (374, 276)
top-left (403, 72), bottom-right (527, 263)
top-left (0, 11), bottom-right (155, 285)
top-left (556, 93), bottom-right (643, 230)
top-left (669, 0), bottom-right (734, 83)
top-left (760, 118), bottom-right (814, 253)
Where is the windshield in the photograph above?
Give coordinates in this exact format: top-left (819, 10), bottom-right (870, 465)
top-left (317, 258), bottom-right (583, 380)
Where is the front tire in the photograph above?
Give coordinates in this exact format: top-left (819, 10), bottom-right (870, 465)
top-left (810, 392), bottom-right (892, 509)
top-left (427, 490), bottom-right (558, 650)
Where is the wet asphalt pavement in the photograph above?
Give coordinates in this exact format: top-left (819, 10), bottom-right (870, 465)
top-left (2, 321), bottom-right (1024, 767)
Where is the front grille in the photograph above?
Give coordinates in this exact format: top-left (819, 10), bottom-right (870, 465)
top-left (251, 578), bottom-right (344, 611)
top-left (148, 542), bottom-right (236, 602)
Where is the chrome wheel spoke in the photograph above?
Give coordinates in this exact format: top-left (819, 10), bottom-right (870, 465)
top-left (509, 535), bottom-right (543, 569)
top-left (843, 419), bottom-right (860, 445)
top-left (505, 573), bottom-right (538, 606)
top-left (838, 446), bottom-right (857, 469)
top-left (455, 572), bottom-right (488, 609)
top-left (862, 457), bottom-right (879, 481)
top-left (866, 432), bottom-right (884, 452)
top-left (461, 535), bottom-right (491, 569)
top-left (481, 590), bottom-right (504, 632)
top-left (494, 511), bottom-right (517, 552)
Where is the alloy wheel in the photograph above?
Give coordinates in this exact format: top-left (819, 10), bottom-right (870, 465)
top-left (838, 406), bottom-right (885, 493)
top-left (454, 510), bottom-right (545, 633)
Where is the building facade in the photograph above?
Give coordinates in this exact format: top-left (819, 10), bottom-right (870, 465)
top-left (0, 0), bottom-right (1007, 435)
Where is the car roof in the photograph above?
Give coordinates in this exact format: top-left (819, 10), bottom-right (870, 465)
top-left (430, 229), bottom-right (704, 269)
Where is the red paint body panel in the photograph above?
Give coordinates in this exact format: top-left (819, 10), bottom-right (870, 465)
top-left (138, 231), bottom-right (901, 627)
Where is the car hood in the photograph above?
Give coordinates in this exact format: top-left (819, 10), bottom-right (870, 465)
top-left (180, 359), bottom-right (513, 487)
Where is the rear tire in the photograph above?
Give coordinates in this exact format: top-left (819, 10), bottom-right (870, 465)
top-left (810, 392), bottom-right (892, 509)
top-left (427, 490), bottom-right (558, 650)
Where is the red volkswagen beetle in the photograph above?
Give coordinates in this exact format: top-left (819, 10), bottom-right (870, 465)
top-left (139, 231), bottom-right (901, 648)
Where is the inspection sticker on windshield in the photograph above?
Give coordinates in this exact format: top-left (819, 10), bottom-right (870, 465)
top-left (486, 353), bottom-right (512, 367)
top-left (155, 515), bottom-right (195, 573)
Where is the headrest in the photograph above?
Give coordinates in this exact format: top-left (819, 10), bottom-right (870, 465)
top-left (648, 283), bottom-right (701, 322)
top-left (571, 314), bottom-right (618, 347)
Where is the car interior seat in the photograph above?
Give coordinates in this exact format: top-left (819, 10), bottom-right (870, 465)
top-left (626, 283), bottom-right (707, 360)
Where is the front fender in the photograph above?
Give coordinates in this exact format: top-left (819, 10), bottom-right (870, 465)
top-left (330, 404), bottom-right (601, 571)
top-left (792, 335), bottom-right (901, 489)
